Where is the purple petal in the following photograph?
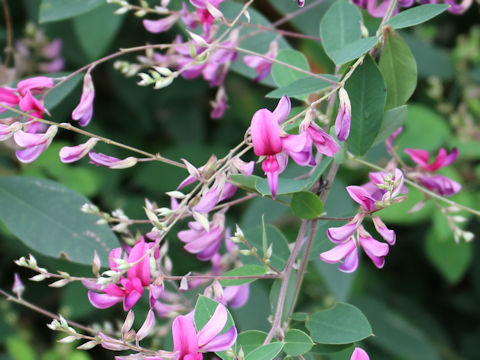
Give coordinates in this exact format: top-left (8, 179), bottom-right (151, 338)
top-left (327, 222), bottom-right (358, 243)
top-left (338, 245), bottom-right (359, 273)
top-left (16, 144), bottom-right (47, 163)
top-left (359, 235), bottom-right (389, 269)
top-left (200, 326), bottom-right (237, 352)
top-left (124, 290), bottom-right (143, 311)
top-left (372, 216), bottom-right (395, 245)
top-left (272, 96), bottom-right (291, 123)
top-left (320, 239), bottom-right (356, 264)
top-left (172, 316), bottom-right (199, 357)
top-left (351, 347), bottom-right (370, 360)
top-left (88, 291), bottom-right (123, 309)
top-left (197, 303), bottom-right (228, 346)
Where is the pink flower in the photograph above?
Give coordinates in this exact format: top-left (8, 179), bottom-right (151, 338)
top-left (143, 13), bottom-right (181, 33)
top-left (351, 347), bottom-right (370, 360)
top-left (87, 240), bottom-right (152, 311)
top-left (72, 72), bottom-right (95, 127)
top-left (251, 96), bottom-right (306, 198)
top-left (172, 303), bottom-right (237, 359)
top-left (405, 147), bottom-right (461, 196)
top-left (190, 0), bottom-right (225, 33)
top-left (17, 76), bottom-right (54, 97)
top-left (243, 40), bottom-right (278, 82)
top-left (178, 216), bottom-right (224, 260)
top-left (334, 88), bottom-right (351, 141)
top-left (13, 125), bottom-right (57, 163)
top-left (405, 147), bottom-right (458, 172)
top-left (222, 284), bottom-right (250, 308)
top-left (0, 122), bottom-right (22, 141)
top-left (0, 88), bottom-right (19, 113)
top-left (320, 225), bottom-right (389, 272)
top-left (385, 126), bottom-right (402, 153)
top-left (210, 87), bottom-right (227, 119)
top-left (59, 138), bottom-right (98, 163)
top-left (304, 120), bottom-right (340, 157)
top-left (88, 151), bottom-right (138, 169)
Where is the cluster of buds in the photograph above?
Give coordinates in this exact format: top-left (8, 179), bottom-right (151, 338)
top-left (137, 66), bottom-right (175, 90)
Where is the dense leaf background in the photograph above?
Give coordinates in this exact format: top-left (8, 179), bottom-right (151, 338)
top-left (0, 0), bottom-right (479, 359)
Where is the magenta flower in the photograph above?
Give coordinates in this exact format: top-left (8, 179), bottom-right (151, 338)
top-left (304, 120), bottom-right (340, 157)
top-left (13, 125), bottom-right (57, 163)
top-left (251, 96), bottom-right (308, 198)
top-left (87, 240), bottom-right (152, 311)
top-left (335, 88), bottom-right (352, 141)
top-left (405, 147), bottom-right (458, 172)
top-left (405, 147), bottom-right (461, 196)
top-left (143, 13), bottom-right (181, 33)
top-left (178, 217), bottom-right (224, 261)
top-left (351, 347), bottom-right (370, 360)
top-left (222, 284), bottom-right (250, 308)
top-left (59, 138), bottom-right (98, 163)
top-left (72, 72), bottom-right (95, 127)
top-left (190, 0), bottom-right (225, 33)
top-left (320, 170), bottom-right (404, 272)
top-left (243, 40), bottom-right (278, 82)
top-left (385, 126), bottom-right (403, 153)
top-left (0, 88), bottom-right (20, 113)
top-left (17, 76), bottom-right (54, 97)
top-left (88, 151), bottom-right (138, 169)
top-left (172, 303), bottom-right (237, 360)
top-left (320, 225), bottom-right (389, 272)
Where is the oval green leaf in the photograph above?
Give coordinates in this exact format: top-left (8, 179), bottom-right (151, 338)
top-left (290, 191), bottom-right (324, 220)
top-left (39, 0), bottom-right (104, 23)
top-left (255, 177), bottom-right (308, 197)
top-left (0, 176), bottom-right (119, 265)
top-left (194, 296), bottom-right (235, 333)
top-left (271, 49), bottom-right (311, 89)
top-left (306, 302), bottom-right (373, 344)
top-left (244, 342), bottom-right (284, 360)
top-left (386, 4), bottom-right (449, 30)
top-left (219, 265), bottom-right (267, 286)
top-left (267, 75), bottom-right (338, 99)
top-left (284, 329), bottom-right (314, 356)
top-left (379, 29), bottom-right (417, 109)
top-left (329, 37), bottom-right (378, 65)
top-left (320, 0), bottom-right (363, 64)
top-left (345, 55), bottom-right (387, 155)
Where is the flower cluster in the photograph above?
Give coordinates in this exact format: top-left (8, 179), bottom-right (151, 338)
top-left (320, 169), bottom-right (406, 272)
top-left (0, 76), bottom-right (59, 163)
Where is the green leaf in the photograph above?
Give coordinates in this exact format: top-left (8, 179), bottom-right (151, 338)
top-left (284, 329), bottom-right (313, 356)
top-left (345, 55), bottom-right (387, 155)
top-left (266, 75), bottom-right (338, 99)
top-left (39, 0), bottom-right (104, 23)
top-left (244, 342), bottom-right (284, 360)
top-left (73, 3), bottom-right (125, 61)
top-left (0, 176), bottom-right (118, 265)
top-left (306, 303), bottom-right (373, 344)
top-left (219, 265), bottom-right (267, 286)
top-left (379, 30), bottom-right (417, 109)
top-left (290, 191), bottom-right (324, 220)
top-left (242, 225), bottom-right (290, 270)
top-left (402, 33), bottom-right (454, 80)
top-left (310, 343), bottom-right (353, 354)
top-left (329, 37), bottom-right (378, 65)
top-left (194, 296), bottom-right (235, 333)
top-left (425, 228), bottom-right (473, 284)
top-left (353, 297), bottom-right (440, 360)
top-left (228, 174), bottom-right (262, 193)
top-left (45, 73), bottom-right (83, 110)
top-left (373, 105), bottom-right (407, 146)
top-left (271, 49), bottom-right (311, 88)
top-left (387, 4), bottom-right (449, 30)
top-left (235, 330), bottom-right (268, 356)
top-left (256, 177), bottom-right (308, 197)
top-left (320, 0), bottom-right (363, 64)
top-left (6, 336), bottom-right (36, 360)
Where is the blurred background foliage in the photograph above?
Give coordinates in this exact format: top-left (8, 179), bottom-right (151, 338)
top-left (0, 0), bottom-right (479, 359)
